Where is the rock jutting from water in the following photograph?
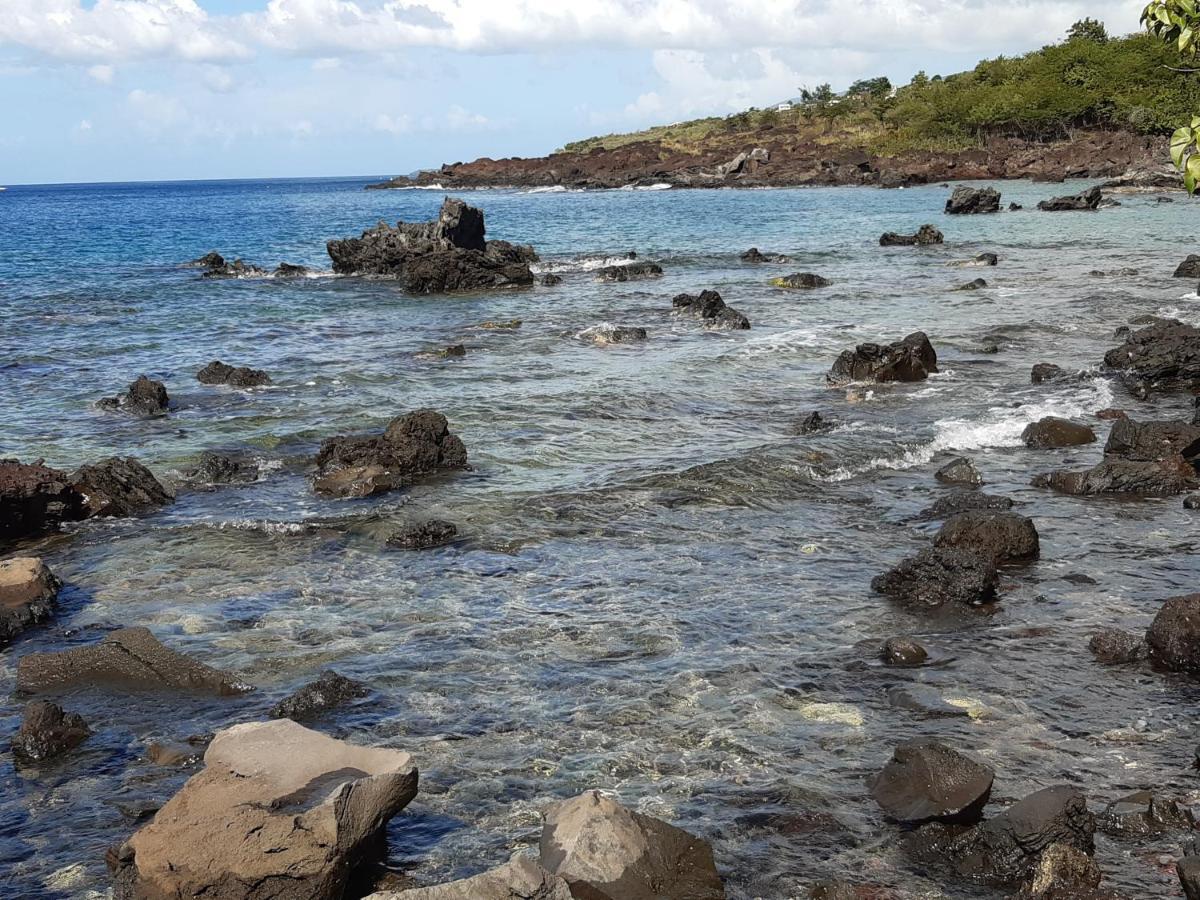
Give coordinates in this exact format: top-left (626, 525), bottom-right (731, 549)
top-left (387, 519), bottom-right (459, 550)
top-left (945, 186), bottom-right (1001, 214)
top-left (953, 278), bottom-right (987, 291)
top-left (196, 360), bottom-right (272, 387)
top-left (771, 272), bottom-right (830, 289)
top-left (1021, 416), bottom-right (1097, 449)
top-left (70, 457), bottom-right (173, 518)
top-left (97, 376), bottom-right (170, 417)
top-left (11, 700), bottom-right (91, 762)
top-left (1146, 593), bottom-right (1200, 674)
top-left (871, 547), bottom-right (998, 612)
top-left (595, 261), bottom-right (664, 282)
top-left (0, 458), bottom-right (88, 543)
top-left (827, 332), bottom-right (937, 384)
top-left (314, 409), bottom-right (469, 498)
top-left (1089, 628), bottom-right (1146, 664)
top-left (1037, 185), bottom-right (1103, 211)
top-left (269, 670), bottom-right (370, 721)
top-left (1173, 254), bottom-right (1200, 278)
top-left (1098, 790), bottom-right (1194, 837)
top-left (326, 197), bottom-right (536, 293)
top-left (672, 290), bottom-right (751, 330)
top-left (915, 491), bottom-right (1013, 521)
top-left (1103, 319), bottom-right (1200, 392)
top-left (189, 251), bottom-right (269, 279)
top-left (879, 225), bottom-right (944, 246)
top-left (933, 511), bottom-right (1040, 564)
top-left (1030, 363), bottom-right (1066, 384)
top-left (935, 457), bottom-right (982, 486)
top-left (181, 450), bottom-right (260, 486)
top-left (0, 557), bottom-right (61, 645)
top-left (109, 719), bottom-right (419, 900)
top-left (868, 740), bottom-right (994, 825)
top-left (741, 247), bottom-right (792, 263)
top-left (579, 323), bottom-right (649, 345)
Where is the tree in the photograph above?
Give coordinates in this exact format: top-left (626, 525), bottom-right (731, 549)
top-left (848, 76), bottom-right (892, 98)
top-left (1068, 18), bottom-right (1109, 43)
top-left (1142, 0), bottom-right (1200, 190)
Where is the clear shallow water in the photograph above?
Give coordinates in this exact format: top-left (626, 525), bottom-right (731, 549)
top-left (2, 177), bottom-right (1200, 898)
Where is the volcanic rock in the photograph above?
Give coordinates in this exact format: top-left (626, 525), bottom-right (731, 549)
top-left (827, 332), bottom-right (937, 384)
top-left (935, 457), bottom-right (982, 486)
top-left (1031, 363), bottom-right (1066, 384)
top-left (0, 557), bottom-right (61, 645)
top-left (1147, 593), bottom-right (1200, 674)
top-left (795, 411), bottom-right (835, 435)
top-left (386, 520), bottom-right (458, 550)
top-left (1037, 185), bottom-right (1103, 211)
top-left (772, 273), bottom-right (830, 289)
top-left (269, 670), bottom-right (370, 721)
top-left (934, 511), bottom-right (1039, 563)
top-left (70, 457), bottom-right (172, 517)
top-left (1175, 255), bottom-right (1200, 278)
top-left (871, 547), bottom-right (998, 611)
top-left (1098, 791), bottom-right (1194, 837)
top-left (196, 360), bottom-right (272, 388)
top-left (672, 290), bottom-right (750, 330)
top-left (12, 700), bottom-right (91, 762)
top-left (1088, 628), bottom-right (1145, 664)
top-left (1103, 320), bottom-right (1200, 391)
top-left (98, 376), bottom-right (170, 417)
top-left (880, 637), bottom-right (929, 666)
top-left (945, 186), bottom-right (1001, 214)
top-left (579, 324), bottom-right (649, 345)
top-left (1022, 417), bottom-right (1097, 449)
top-left (915, 491), bottom-right (1013, 521)
top-left (741, 248), bottom-right (792, 263)
top-left (183, 450), bottom-right (259, 486)
top-left (595, 261), bottom-right (663, 282)
top-left (0, 459), bottom-right (87, 542)
top-left (880, 225), bottom-right (944, 246)
top-left (868, 740), bottom-right (994, 825)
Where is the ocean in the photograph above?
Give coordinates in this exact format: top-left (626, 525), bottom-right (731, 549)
top-left (1, 176), bottom-right (1199, 898)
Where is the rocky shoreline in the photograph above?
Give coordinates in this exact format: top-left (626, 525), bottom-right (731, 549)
top-left (368, 128), bottom-right (1176, 192)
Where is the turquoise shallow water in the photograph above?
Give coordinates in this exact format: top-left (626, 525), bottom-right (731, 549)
top-left (2, 177), bottom-right (1200, 898)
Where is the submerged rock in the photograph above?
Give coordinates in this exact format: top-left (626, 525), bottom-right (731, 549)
top-left (386, 519), bottom-right (458, 550)
top-left (881, 637), bottom-right (928, 666)
top-left (945, 186), bottom-right (1001, 214)
top-left (1103, 320), bottom-right (1200, 392)
top-left (1031, 363), bottom-right (1066, 384)
top-left (868, 740), bottom-right (994, 825)
top-left (871, 547), bottom-right (998, 611)
top-left (327, 197), bottom-right (536, 293)
top-left (915, 491), bottom-right (1013, 521)
top-left (795, 411), bottom-right (836, 435)
top-left (269, 670), bottom-right (370, 721)
top-left (314, 409), bottom-right (468, 498)
top-left (595, 261), bottom-right (663, 282)
top-left (579, 324), bottom-right (649, 345)
top-left (17, 626), bottom-right (253, 696)
top-left (97, 376), bottom-right (170, 417)
top-left (540, 273), bottom-right (563, 286)
top-left (196, 360), bottom-right (271, 388)
top-left (1037, 185), bottom-right (1103, 211)
top-left (12, 700), bottom-right (91, 762)
top-left (110, 719), bottom-right (418, 900)
top-left (772, 272), bottom-right (830, 289)
top-left (70, 457), bottom-right (172, 518)
top-left (0, 557), bottom-right (61, 645)
top-left (741, 247), bottom-right (792, 264)
top-left (199, 255), bottom-right (268, 278)
top-left (182, 450), bottom-right (259, 486)
top-left (1147, 593), bottom-right (1200, 674)
top-left (0, 458), bottom-right (87, 543)
top-left (934, 511), bottom-right (1039, 563)
top-left (539, 790), bottom-right (725, 900)
top-left (935, 457), bottom-right (982, 486)
top-left (1088, 628), bottom-right (1145, 664)
top-left (953, 278), bottom-right (987, 291)
top-left (879, 225), bottom-right (944, 246)
top-left (1098, 790), bottom-right (1194, 838)
top-left (672, 290), bottom-right (750, 330)
top-left (827, 332), bottom-right (937, 384)
top-left (1022, 417), bottom-right (1096, 449)
top-left (272, 262), bottom-right (309, 278)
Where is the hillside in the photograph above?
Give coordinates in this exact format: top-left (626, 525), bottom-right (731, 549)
top-left (372, 27), bottom-right (1198, 190)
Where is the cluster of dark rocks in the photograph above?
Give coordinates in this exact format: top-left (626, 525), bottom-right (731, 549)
top-left (880, 224), bottom-right (944, 246)
top-left (189, 251), bottom-right (310, 279)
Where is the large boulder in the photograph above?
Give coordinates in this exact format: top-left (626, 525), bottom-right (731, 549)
top-left (98, 376), bottom-right (170, 417)
top-left (868, 740), bottom-right (994, 825)
top-left (11, 700), bottom-right (91, 762)
top-left (934, 511), bottom-right (1039, 563)
top-left (1146, 593), bottom-right (1200, 674)
top-left (1088, 628), bottom-right (1145, 664)
top-left (1103, 319), bottom-right (1200, 391)
top-left (0, 557), bottom-right (61, 645)
top-left (871, 547), bottom-right (998, 611)
top-left (379, 854), bottom-right (572, 899)
top-left (539, 791), bottom-right (725, 900)
top-left (314, 409), bottom-right (468, 498)
top-left (1022, 417), bottom-right (1096, 449)
top-left (827, 332), bottom-right (937, 384)
top-left (0, 459), bottom-right (87, 542)
top-left (110, 719), bottom-right (418, 900)
top-left (1034, 459), bottom-right (1193, 497)
top-left (269, 670), bottom-right (370, 721)
top-left (915, 491), bottom-right (1013, 521)
top-left (672, 291), bottom-right (750, 330)
top-left (17, 625), bottom-right (253, 696)
top-left (196, 360), bottom-right (271, 388)
top-left (1037, 185), bottom-right (1103, 211)
top-left (1174, 254), bottom-right (1200, 278)
top-left (1031, 363), bottom-right (1066, 384)
top-left (945, 186), bottom-right (1001, 214)
top-left (595, 261), bottom-right (663, 282)
top-left (880, 225), bottom-right (943, 246)
top-left (327, 198), bottom-right (535, 293)
top-left (70, 457), bottom-right (173, 517)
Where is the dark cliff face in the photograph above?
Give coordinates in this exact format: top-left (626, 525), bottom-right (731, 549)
top-left (368, 129), bottom-right (1165, 191)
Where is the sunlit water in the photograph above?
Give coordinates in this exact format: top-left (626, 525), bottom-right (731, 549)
top-left (2, 177), bottom-right (1200, 898)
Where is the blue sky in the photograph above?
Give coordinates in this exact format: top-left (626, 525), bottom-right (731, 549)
top-left (0, 1), bottom-right (1146, 184)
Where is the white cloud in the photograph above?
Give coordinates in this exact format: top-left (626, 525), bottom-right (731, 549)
top-left (87, 64), bottom-right (115, 83)
top-left (373, 112), bottom-right (412, 134)
top-left (445, 104), bottom-right (490, 130)
top-left (312, 57), bottom-right (341, 70)
top-left (126, 87), bottom-right (186, 135)
top-left (201, 64), bottom-right (236, 92)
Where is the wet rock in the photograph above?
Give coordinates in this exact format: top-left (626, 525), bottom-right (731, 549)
top-left (1016, 843), bottom-right (1102, 899)
top-left (200, 256), bottom-right (268, 278)
top-left (1009, 202), bottom-right (1023, 211)
top-left (1147, 593), bottom-right (1200, 674)
top-left (1178, 856), bottom-right (1200, 899)
top-left (17, 625), bottom-right (254, 696)
top-left (881, 637), bottom-right (928, 666)
top-left (183, 450), bottom-right (259, 486)
top-left (1095, 408), bottom-right (1127, 420)
top-left (1037, 185), bottom-right (1103, 211)
top-left (1090, 267), bottom-right (1139, 276)
top-left (934, 511), bottom-right (1039, 563)
top-left (0, 458), bottom-right (87, 542)
top-left (915, 491), bottom-right (1013, 520)
top-left (945, 186), bottom-right (1001, 214)
top-left (1022, 417), bottom-right (1097, 449)
top-left (909, 786), bottom-right (1095, 884)
top-left (935, 457), bottom-right (982, 486)
top-left (196, 360), bottom-right (272, 388)
top-left (314, 409), bottom-right (468, 498)
top-left (974, 252), bottom-right (999, 266)
top-left (272, 262), bottom-right (309, 278)
top-left (954, 278), bottom-right (987, 290)
top-left (539, 790), bottom-right (725, 900)
top-left (879, 225), bottom-right (944, 246)
top-left (795, 411), bottom-right (836, 435)
top-left (887, 685), bottom-right (968, 718)
top-left (109, 719), bottom-right (418, 900)
top-left (188, 251), bottom-right (225, 269)
top-left (595, 261), bottom-right (663, 282)
top-left (386, 519), bottom-right (458, 550)
top-left (1105, 416), bottom-right (1200, 463)
top-left (540, 273), bottom-right (563, 286)
top-left (1103, 320), bottom-right (1200, 391)
top-left (1031, 363), bottom-right (1066, 384)
top-left (868, 740), bottom-right (994, 825)
top-left (772, 272), bottom-right (830, 289)
top-left (1099, 791), bottom-right (1194, 837)
top-left (98, 376), bottom-right (170, 417)
top-left (1175, 255), bottom-right (1200, 278)
top-left (827, 332), bottom-right (937, 384)
top-left (1187, 494), bottom-right (1200, 509)
top-left (1034, 459), bottom-right (1193, 497)
top-left (11, 700), bottom-right (90, 762)
top-left (476, 319), bottom-right (522, 330)
top-left (672, 290), bottom-right (750, 330)
top-left (381, 854), bottom-right (572, 899)
top-left (327, 198), bottom-right (536, 292)
top-left (269, 670), bottom-right (370, 721)
top-left (741, 247), bottom-right (792, 263)
top-left (871, 547), bottom-right (998, 611)
top-left (1088, 629), bottom-right (1145, 664)
top-left (0, 557), bottom-right (61, 645)
top-left (579, 324), bottom-right (648, 345)
top-left (70, 456), bottom-right (172, 517)
top-left (439, 344), bottom-right (467, 358)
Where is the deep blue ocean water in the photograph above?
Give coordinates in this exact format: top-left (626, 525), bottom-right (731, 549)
top-left (2, 176), bottom-right (1200, 898)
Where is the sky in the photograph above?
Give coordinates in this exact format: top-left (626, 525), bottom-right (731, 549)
top-left (0, 0), bottom-right (1148, 184)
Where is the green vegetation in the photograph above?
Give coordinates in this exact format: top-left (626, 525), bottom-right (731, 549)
top-left (1142, 0), bottom-right (1200, 190)
top-left (562, 24), bottom-right (1200, 157)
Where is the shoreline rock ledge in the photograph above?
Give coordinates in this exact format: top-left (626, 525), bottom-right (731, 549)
top-left (326, 197), bottom-right (537, 293)
top-left (109, 719), bottom-right (418, 900)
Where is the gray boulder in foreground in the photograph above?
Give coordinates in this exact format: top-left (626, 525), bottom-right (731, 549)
top-left (111, 719), bottom-right (418, 900)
